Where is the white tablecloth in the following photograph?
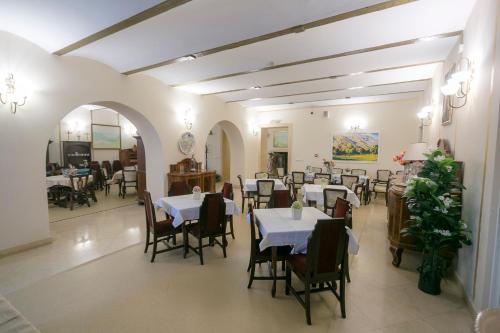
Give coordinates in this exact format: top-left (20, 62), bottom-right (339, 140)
top-left (253, 207), bottom-right (359, 255)
top-left (305, 172), bottom-right (368, 184)
top-left (301, 184), bottom-right (361, 208)
top-left (243, 179), bottom-right (286, 193)
top-left (46, 175), bottom-right (93, 189)
top-left (155, 193), bottom-right (240, 227)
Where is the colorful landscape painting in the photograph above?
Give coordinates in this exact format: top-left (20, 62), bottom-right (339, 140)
top-left (332, 132), bottom-right (379, 161)
top-left (273, 131), bottom-right (288, 148)
top-left (92, 124), bottom-right (121, 149)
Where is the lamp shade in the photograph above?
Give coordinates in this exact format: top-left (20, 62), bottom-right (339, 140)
top-left (404, 143), bottom-right (429, 161)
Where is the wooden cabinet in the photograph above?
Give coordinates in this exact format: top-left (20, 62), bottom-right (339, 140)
top-left (119, 148), bottom-right (137, 167)
top-left (134, 136), bottom-right (146, 204)
top-left (387, 183), bottom-right (417, 267)
top-left (167, 171), bottom-right (216, 193)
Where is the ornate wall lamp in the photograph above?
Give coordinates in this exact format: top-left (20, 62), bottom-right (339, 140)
top-left (440, 57), bottom-right (473, 109)
top-left (0, 73), bottom-right (27, 114)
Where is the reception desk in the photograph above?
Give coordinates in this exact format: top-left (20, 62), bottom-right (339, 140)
top-left (167, 171), bottom-right (216, 193)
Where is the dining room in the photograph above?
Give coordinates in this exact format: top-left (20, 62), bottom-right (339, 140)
top-left (1, 0), bottom-right (500, 332)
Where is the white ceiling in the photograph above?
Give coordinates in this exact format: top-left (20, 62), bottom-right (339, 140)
top-left (0, 0), bottom-right (477, 110)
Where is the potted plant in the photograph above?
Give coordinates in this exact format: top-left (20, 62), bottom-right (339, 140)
top-left (402, 149), bottom-right (471, 295)
top-left (192, 185), bottom-right (202, 200)
top-left (291, 200), bottom-right (303, 220)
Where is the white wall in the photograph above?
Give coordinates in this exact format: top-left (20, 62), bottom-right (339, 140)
top-left (421, 0), bottom-right (500, 311)
top-left (257, 99), bottom-right (419, 178)
top-left (205, 124), bottom-right (223, 176)
top-left (0, 31), bottom-right (259, 252)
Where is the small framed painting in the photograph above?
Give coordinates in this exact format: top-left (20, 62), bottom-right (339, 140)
top-left (273, 131), bottom-right (288, 148)
top-left (91, 124), bottom-right (121, 149)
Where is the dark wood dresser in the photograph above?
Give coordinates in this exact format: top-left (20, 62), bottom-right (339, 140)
top-left (167, 159), bottom-right (216, 193)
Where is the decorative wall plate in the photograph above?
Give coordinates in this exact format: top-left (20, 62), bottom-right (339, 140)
top-left (178, 132), bottom-right (195, 155)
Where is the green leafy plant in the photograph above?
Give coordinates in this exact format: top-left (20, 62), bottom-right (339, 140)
top-left (291, 200), bottom-right (303, 209)
top-left (402, 149), bottom-right (471, 294)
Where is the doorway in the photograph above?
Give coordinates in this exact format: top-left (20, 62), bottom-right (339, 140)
top-left (260, 126), bottom-right (291, 176)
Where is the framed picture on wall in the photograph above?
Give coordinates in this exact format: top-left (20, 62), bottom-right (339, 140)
top-left (332, 132), bottom-right (379, 162)
top-left (91, 124), bottom-right (121, 149)
top-left (273, 131), bottom-right (288, 148)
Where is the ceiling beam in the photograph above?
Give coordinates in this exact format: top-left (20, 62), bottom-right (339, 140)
top-left (226, 79), bottom-right (429, 103)
top-left (202, 60), bottom-right (440, 95)
top-left (173, 30), bottom-right (462, 86)
top-left (123, 0), bottom-right (418, 75)
top-left (53, 0), bottom-right (191, 56)
top-left (248, 90), bottom-right (425, 108)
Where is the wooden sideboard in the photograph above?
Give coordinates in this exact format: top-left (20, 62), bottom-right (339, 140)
top-left (387, 182), bottom-right (417, 267)
top-left (167, 171), bottom-right (216, 193)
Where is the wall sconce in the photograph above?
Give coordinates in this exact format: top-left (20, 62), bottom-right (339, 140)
top-left (417, 105), bottom-right (433, 142)
top-left (184, 117), bottom-right (193, 131)
top-left (440, 57), bottom-right (472, 109)
top-left (252, 127), bottom-right (259, 136)
top-left (0, 73), bottom-right (27, 114)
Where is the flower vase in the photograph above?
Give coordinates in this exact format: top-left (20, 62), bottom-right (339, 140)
top-left (193, 192), bottom-right (201, 200)
top-left (292, 207), bottom-right (303, 220)
top-left (417, 253), bottom-right (442, 295)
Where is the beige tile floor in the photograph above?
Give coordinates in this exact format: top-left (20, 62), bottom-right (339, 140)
top-left (1, 191), bottom-right (474, 332)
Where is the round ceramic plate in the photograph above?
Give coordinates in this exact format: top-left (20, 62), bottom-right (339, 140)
top-left (178, 132), bottom-right (195, 155)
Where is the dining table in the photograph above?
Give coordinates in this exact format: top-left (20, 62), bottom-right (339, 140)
top-left (155, 193), bottom-right (240, 228)
top-left (46, 174), bottom-right (93, 189)
top-left (301, 184), bottom-right (361, 208)
top-left (252, 207), bottom-right (359, 297)
top-left (243, 179), bottom-right (286, 193)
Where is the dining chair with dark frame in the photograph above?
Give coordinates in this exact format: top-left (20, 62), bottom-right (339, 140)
top-left (221, 182), bottom-right (236, 239)
top-left (323, 188), bottom-right (348, 217)
top-left (237, 174), bottom-right (254, 213)
top-left (254, 179), bottom-right (275, 209)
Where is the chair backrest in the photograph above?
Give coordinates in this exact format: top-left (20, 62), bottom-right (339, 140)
top-left (277, 167), bottom-right (285, 177)
top-left (248, 203), bottom-right (259, 259)
top-left (122, 169), bottom-right (137, 182)
top-left (334, 197), bottom-right (352, 228)
top-left (255, 172), bottom-right (269, 179)
top-left (69, 174), bottom-right (89, 191)
top-left (90, 161), bottom-right (101, 171)
top-left (395, 170), bottom-right (404, 176)
top-left (112, 160), bottom-right (123, 173)
top-left (341, 175), bottom-right (359, 190)
top-left (351, 168), bottom-right (366, 176)
top-left (331, 168), bottom-right (343, 175)
top-left (291, 171), bottom-right (305, 184)
top-left (168, 181), bottom-right (190, 196)
top-left (306, 218), bottom-right (347, 278)
top-left (377, 169), bottom-right (392, 182)
top-left (310, 166), bottom-right (322, 173)
top-left (143, 190), bottom-right (157, 231)
top-left (221, 182), bottom-right (233, 200)
top-left (102, 167), bottom-right (109, 179)
top-left (257, 179), bottom-right (275, 198)
top-left (323, 188), bottom-right (347, 215)
top-left (271, 190), bottom-right (290, 208)
top-left (237, 175), bottom-right (245, 194)
top-left (198, 193), bottom-right (226, 235)
top-left (102, 160), bottom-right (112, 175)
top-left (315, 173), bottom-right (331, 182)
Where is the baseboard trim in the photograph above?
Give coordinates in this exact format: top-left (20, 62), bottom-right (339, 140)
top-left (452, 270), bottom-right (478, 316)
top-left (0, 237), bottom-right (53, 258)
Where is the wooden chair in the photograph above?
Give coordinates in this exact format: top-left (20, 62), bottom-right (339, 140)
top-left (68, 175), bottom-right (91, 210)
top-left (351, 169), bottom-right (366, 176)
top-left (334, 198), bottom-right (352, 282)
top-left (121, 169), bottom-right (137, 198)
top-left (221, 182), bottom-right (235, 239)
top-left (331, 168), bottom-right (343, 174)
top-left (112, 160), bottom-right (123, 173)
top-left (291, 171), bottom-right (305, 199)
top-left (270, 189), bottom-right (291, 208)
top-left (340, 174), bottom-right (359, 191)
top-left (254, 179), bottom-right (275, 208)
top-left (101, 167), bottom-right (115, 196)
top-left (247, 204), bottom-right (292, 288)
top-left (168, 181), bottom-right (190, 196)
top-left (323, 188), bottom-right (347, 217)
top-left (237, 175), bottom-right (254, 213)
top-left (185, 193), bottom-right (227, 265)
top-left (89, 161), bottom-right (104, 190)
top-left (314, 173), bottom-right (331, 183)
top-left (310, 166), bottom-right (322, 173)
top-left (143, 191), bottom-right (183, 262)
top-left (285, 218), bottom-right (348, 325)
top-left (102, 160), bottom-right (112, 176)
top-left (372, 169), bottom-right (392, 201)
top-left (276, 167), bottom-right (285, 181)
top-left (255, 172), bottom-right (269, 179)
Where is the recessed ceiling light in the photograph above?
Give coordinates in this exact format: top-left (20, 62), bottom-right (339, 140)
top-left (418, 36), bottom-right (438, 42)
top-left (348, 86), bottom-right (364, 90)
top-left (179, 54), bottom-right (197, 62)
top-left (249, 98), bottom-right (262, 101)
top-left (250, 85), bottom-right (262, 90)
top-left (349, 72), bottom-right (364, 76)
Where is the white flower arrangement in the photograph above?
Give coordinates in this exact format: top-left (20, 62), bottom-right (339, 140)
top-left (433, 229), bottom-right (452, 237)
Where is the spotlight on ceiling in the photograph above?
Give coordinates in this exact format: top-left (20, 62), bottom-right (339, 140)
top-left (250, 85), bottom-right (262, 90)
top-left (348, 86), bottom-right (364, 90)
top-left (179, 54), bottom-right (197, 62)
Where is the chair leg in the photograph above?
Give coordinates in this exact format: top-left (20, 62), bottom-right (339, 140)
top-left (305, 282), bottom-right (312, 325)
top-left (222, 235), bottom-right (227, 258)
top-left (285, 266), bottom-right (291, 295)
top-left (241, 197), bottom-right (245, 214)
top-left (144, 231), bottom-right (150, 253)
top-left (69, 192), bottom-right (74, 210)
top-left (340, 274), bottom-right (346, 318)
top-left (246, 257), bottom-right (252, 272)
top-left (198, 238), bottom-right (204, 265)
top-left (345, 255), bottom-right (351, 283)
top-left (229, 216), bottom-right (235, 239)
top-left (151, 236), bottom-right (157, 263)
top-left (247, 259), bottom-right (255, 288)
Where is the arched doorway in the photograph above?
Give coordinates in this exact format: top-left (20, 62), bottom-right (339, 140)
top-left (45, 102), bottom-right (165, 220)
top-left (203, 120), bottom-right (245, 186)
